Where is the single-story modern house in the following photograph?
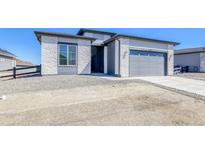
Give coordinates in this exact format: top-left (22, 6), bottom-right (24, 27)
top-left (0, 48), bottom-right (16, 71)
top-left (35, 29), bottom-right (179, 77)
top-left (175, 47), bottom-right (205, 72)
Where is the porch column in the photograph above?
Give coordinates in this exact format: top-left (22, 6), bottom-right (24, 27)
top-left (115, 40), bottom-right (120, 75)
top-left (167, 44), bottom-right (174, 75)
top-left (104, 46), bottom-right (108, 74)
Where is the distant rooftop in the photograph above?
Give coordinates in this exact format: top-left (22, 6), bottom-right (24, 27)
top-left (0, 48), bottom-right (16, 58)
top-left (175, 46), bottom-right (205, 54)
top-left (16, 58), bottom-right (33, 66)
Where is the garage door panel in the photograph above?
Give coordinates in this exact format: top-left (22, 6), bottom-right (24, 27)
top-left (129, 50), bottom-right (166, 77)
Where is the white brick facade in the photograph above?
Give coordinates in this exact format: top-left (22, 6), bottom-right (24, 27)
top-left (41, 35), bottom-right (91, 75)
top-left (119, 38), bottom-right (130, 77)
top-left (77, 39), bottom-right (91, 74)
top-left (41, 36), bottom-right (58, 75)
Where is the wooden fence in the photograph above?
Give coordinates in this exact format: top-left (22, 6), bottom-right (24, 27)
top-left (0, 65), bottom-right (41, 79)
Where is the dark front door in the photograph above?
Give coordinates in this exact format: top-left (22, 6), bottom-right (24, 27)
top-left (91, 46), bottom-right (104, 73)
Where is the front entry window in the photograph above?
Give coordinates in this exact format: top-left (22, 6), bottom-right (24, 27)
top-left (58, 44), bottom-right (77, 66)
top-left (68, 45), bottom-right (77, 65)
top-left (59, 45), bottom-right (68, 65)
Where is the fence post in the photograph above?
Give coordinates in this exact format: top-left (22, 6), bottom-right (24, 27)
top-left (13, 67), bottom-right (16, 79)
top-left (39, 64), bottom-right (42, 75)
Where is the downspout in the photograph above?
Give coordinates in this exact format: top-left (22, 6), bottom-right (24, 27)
top-left (117, 39), bottom-right (121, 76)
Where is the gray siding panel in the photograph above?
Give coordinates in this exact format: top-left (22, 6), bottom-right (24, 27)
top-left (174, 53), bottom-right (200, 68)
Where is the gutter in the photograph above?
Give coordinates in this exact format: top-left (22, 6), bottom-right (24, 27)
top-left (34, 31), bottom-right (96, 43)
top-left (174, 51), bottom-right (204, 55)
top-left (0, 53), bottom-right (16, 59)
top-left (104, 34), bottom-right (180, 46)
top-left (117, 39), bottom-right (121, 76)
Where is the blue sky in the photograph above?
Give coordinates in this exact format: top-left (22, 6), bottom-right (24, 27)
top-left (0, 28), bottom-right (205, 64)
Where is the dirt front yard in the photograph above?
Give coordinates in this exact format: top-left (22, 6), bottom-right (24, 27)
top-left (0, 75), bottom-right (205, 126)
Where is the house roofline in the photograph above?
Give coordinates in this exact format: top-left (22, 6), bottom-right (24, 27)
top-left (0, 49), bottom-right (17, 58)
top-left (34, 31), bottom-right (96, 43)
top-left (104, 34), bottom-right (180, 46)
top-left (77, 28), bottom-right (116, 36)
top-left (34, 29), bottom-right (180, 46)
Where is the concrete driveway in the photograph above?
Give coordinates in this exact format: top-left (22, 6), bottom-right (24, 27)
top-left (137, 76), bottom-right (205, 97)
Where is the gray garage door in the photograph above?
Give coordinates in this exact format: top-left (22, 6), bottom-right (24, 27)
top-left (129, 50), bottom-right (167, 76)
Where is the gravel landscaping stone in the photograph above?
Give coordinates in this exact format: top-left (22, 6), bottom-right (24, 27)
top-left (1, 75), bottom-right (205, 126)
top-left (0, 75), bottom-right (141, 95)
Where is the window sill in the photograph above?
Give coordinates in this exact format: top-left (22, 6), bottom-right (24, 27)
top-left (58, 65), bottom-right (77, 67)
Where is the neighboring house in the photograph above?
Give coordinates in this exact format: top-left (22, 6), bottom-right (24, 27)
top-left (16, 58), bottom-right (34, 68)
top-left (0, 48), bottom-right (16, 71)
top-left (35, 29), bottom-right (179, 77)
top-left (175, 47), bottom-right (205, 72)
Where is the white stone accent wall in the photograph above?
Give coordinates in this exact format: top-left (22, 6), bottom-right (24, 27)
top-left (119, 38), bottom-right (130, 77)
top-left (104, 46), bottom-right (108, 74)
top-left (77, 39), bottom-right (91, 74)
top-left (41, 36), bottom-right (58, 75)
top-left (167, 45), bottom-right (174, 75)
top-left (200, 52), bottom-right (205, 72)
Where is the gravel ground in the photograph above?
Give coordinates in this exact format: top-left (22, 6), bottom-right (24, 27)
top-left (0, 75), bottom-right (140, 95)
top-left (176, 73), bottom-right (205, 81)
top-left (0, 71), bottom-right (12, 77)
top-left (0, 75), bottom-right (205, 126)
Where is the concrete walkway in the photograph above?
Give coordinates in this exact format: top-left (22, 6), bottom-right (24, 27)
top-left (101, 75), bottom-right (205, 97)
top-left (134, 76), bottom-right (205, 97)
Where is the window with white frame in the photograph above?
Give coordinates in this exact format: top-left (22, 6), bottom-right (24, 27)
top-left (58, 44), bottom-right (77, 66)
